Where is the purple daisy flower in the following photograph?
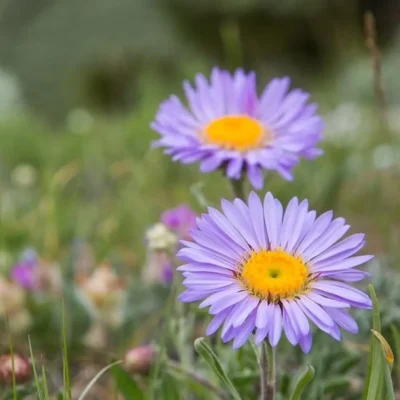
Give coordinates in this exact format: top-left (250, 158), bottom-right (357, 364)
top-left (151, 68), bottom-right (324, 189)
top-left (177, 192), bottom-right (372, 352)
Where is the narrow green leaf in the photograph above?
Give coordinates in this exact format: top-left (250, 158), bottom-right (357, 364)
top-left (42, 366), bottom-right (50, 400)
top-left (78, 360), bottom-right (122, 400)
top-left (364, 285), bottom-right (384, 400)
top-left (383, 349), bottom-right (395, 400)
top-left (390, 325), bottom-right (400, 387)
top-left (28, 336), bottom-right (44, 400)
top-left (323, 376), bottom-right (350, 393)
top-left (289, 365), bottom-right (315, 400)
top-left (61, 297), bottom-right (72, 400)
top-left (111, 364), bottom-right (145, 400)
top-left (194, 337), bottom-right (242, 400)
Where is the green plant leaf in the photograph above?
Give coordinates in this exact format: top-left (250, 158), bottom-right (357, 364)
top-left (390, 324), bottom-right (400, 387)
top-left (289, 364), bottom-right (315, 400)
top-left (363, 284), bottom-right (384, 400)
top-left (194, 337), bottom-right (242, 400)
top-left (111, 364), bottom-right (146, 400)
top-left (383, 350), bottom-right (396, 400)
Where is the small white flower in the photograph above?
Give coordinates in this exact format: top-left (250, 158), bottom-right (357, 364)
top-left (145, 223), bottom-right (178, 251)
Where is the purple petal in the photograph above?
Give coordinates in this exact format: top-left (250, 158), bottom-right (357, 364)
top-left (232, 311), bottom-right (257, 349)
top-left (269, 305), bottom-right (283, 347)
top-left (256, 301), bottom-right (272, 329)
top-left (206, 307), bottom-right (233, 335)
top-left (312, 255), bottom-right (374, 272)
top-left (232, 296), bottom-right (260, 327)
top-left (248, 191), bottom-right (268, 249)
top-left (299, 332), bottom-right (312, 353)
top-left (280, 197), bottom-right (299, 249)
top-left (247, 165), bottom-right (264, 190)
top-left (324, 307), bottom-right (359, 334)
top-left (313, 281), bottom-right (372, 309)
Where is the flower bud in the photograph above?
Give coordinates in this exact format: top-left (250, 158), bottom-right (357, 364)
top-left (124, 345), bottom-right (157, 376)
top-left (0, 354), bottom-right (31, 385)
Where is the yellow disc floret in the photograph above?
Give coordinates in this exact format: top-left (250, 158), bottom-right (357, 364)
top-left (204, 115), bottom-right (269, 151)
top-left (240, 250), bottom-right (309, 302)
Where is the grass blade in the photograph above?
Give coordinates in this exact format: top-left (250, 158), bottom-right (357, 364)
top-left (78, 360), bottom-right (122, 400)
top-left (42, 365), bottom-right (50, 400)
top-left (28, 336), bottom-right (44, 400)
top-left (61, 296), bottom-right (72, 400)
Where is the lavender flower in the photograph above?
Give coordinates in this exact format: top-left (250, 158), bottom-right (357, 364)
top-left (152, 68), bottom-right (323, 189)
top-left (178, 192), bottom-right (372, 351)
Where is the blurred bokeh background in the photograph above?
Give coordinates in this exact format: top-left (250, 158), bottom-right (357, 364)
top-left (0, 0), bottom-right (399, 398)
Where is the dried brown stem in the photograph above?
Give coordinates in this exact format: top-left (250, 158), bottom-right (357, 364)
top-left (364, 11), bottom-right (389, 133)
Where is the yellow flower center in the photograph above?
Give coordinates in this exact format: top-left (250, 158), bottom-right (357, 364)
top-left (240, 250), bottom-right (309, 302)
top-left (204, 115), bottom-right (269, 151)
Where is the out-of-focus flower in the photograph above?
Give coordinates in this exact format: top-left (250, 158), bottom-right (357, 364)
top-left (161, 205), bottom-right (197, 241)
top-left (0, 354), bottom-right (31, 385)
top-left (77, 264), bottom-right (126, 328)
top-left (10, 249), bottom-right (37, 289)
top-left (152, 68), bottom-right (323, 189)
top-left (11, 164), bottom-right (37, 188)
top-left (143, 250), bottom-right (174, 285)
top-left (35, 261), bottom-right (63, 295)
top-left (143, 207), bottom-right (198, 285)
top-left (124, 345), bottom-right (157, 375)
top-left (66, 108), bottom-right (94, 134)
top-left (178, 192), bottom-right (372, 351)
top-left (10, 263), bottom-right (35, 290)
top-left (0, 277), bottom-right (31, 333)
top-left (10, 249), bottom-right (62, 296)
top-left (145, 223), bottom-right (178, 251)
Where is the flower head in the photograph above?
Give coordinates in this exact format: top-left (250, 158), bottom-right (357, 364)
top-left (161, 205), bottom-right (197, 241)
top-left (177, 192), bottom-right (372, 351)
top-left (152, 69), bottom-right (323, 189)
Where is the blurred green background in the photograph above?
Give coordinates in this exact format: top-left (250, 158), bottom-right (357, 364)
top-left (0, 0), bottom-right (399, 398)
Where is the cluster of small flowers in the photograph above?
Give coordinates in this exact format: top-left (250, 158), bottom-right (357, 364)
top-left (143, 205), bottom-right (197, 285)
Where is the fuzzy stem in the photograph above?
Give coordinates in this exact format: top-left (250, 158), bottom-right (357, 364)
top-left (259, 341), bottom-right (276, 400)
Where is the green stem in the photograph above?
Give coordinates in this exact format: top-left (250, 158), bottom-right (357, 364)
top-left (167, 360), bottom-right (228, 399)
top-left (230, 178), bottom-right (245, 200)
top-left (259, 341), bottom-right (276, 400)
